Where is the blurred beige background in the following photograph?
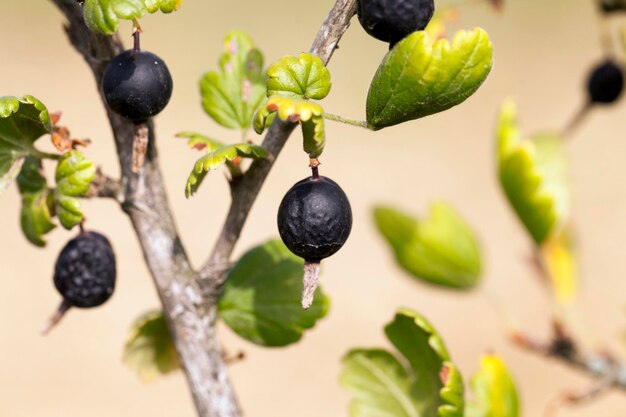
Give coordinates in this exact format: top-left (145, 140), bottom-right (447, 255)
top-left (2, 0), bottom-right (626, 416)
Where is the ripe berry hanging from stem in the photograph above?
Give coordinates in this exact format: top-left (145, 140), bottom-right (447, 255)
top-left (277, 162), bottom-right (352, 309)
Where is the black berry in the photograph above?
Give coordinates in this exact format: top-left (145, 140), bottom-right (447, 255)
top-left (357, 0), bottom-right (435, 45)
top-left (54, 231), bottom-right (117, 308)
top-left (102, 49), bottom-right (173, 122)
top-left (587, 60), bottom-right (624, 104)
top-left (278, 176), bottom-right (352, 262)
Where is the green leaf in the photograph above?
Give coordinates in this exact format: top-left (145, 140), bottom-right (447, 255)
top-left (199, 31), bottom-right (266, 130)
top-left (144, 0), bottom-right (182, 13)
top-left (253, 96), bottom-right (325, 158)
top-left (366, 28), bottom-right (493, 130)
top-left (466, 355), bottom-right (519, 417)
top-left (373, 203), bottom-right (482, 290)
top-left (54, 151), bottom-right (96, 229)
top-left (185, 143), bottom-right (267, 198)
top-left (497, 101), bottom-right (569, 245)
top-left (123, 310), bottom-right (180, 382)
top-left (341, 308), bottom-right (464, 417)
top-left (17, 158), bottom-right (55, 247)
top-left (266, 53), bottom-right (331, 100)
top-left (218, 239), bottom-right (329, 347)
top-left (0, 96), bottom-right (52, 191)
top-left (341, 349), bottom-right (420, 417)
top-left (83, 0), bottom-right (146, 35)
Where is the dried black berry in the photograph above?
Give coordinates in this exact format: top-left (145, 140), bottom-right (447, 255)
top-left (54, 231), bottom-right (116, 308)
top-left (587, 60), bottom-right (624, 104)
top-left (42, 231), bottom-right (117, 335)
top-left (357, 0), bottom-right (435, 45)
top-left (278, 176), bottom-right (352, 262)
top-left (277, 175), bottom-right (352, 309)
top-left (102, 49), bottom-right (173, 122)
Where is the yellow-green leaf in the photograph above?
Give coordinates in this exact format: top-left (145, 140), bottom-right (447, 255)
top-left (17, 158), bottom-right (55, 247)
top-left (144, 0), bottom-right (182, 13)
top-left (83, 0), bottom-right (146, 35)
top-left (266, 53), bottom-right (331, 100)
top-left (540, 226), bottom-right (578, 305)
top-left (497, 101), bottom-right (570, 245)
top-left (373, 203), bottom-right (482, 289)
top-left (185, 143), bottom-right (267, 197)
top-left (253, 96), bottom-right (325, 158)
top-left (367, 28), bottom-right (493, 130)
top-left (466, 355), bottom-right (519, 417)
top-left (123, 310), bottom-right (180, 382)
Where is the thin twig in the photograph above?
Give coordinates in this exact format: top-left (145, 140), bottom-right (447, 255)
top-left (510, 329), bottom-right (626, 391)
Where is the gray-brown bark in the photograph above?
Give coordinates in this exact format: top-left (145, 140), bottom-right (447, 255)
top-left (50, 0), bottom-right (357, 416)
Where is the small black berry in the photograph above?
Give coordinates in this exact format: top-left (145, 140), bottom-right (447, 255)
top-left (277, 174), bottom-right (352, 309)
top-left (54, 231), bottom-right (117, 308)
top-left (278, 176), bottom-right (352, 262)
top-left (102, 49), bottom-right (173, 122)
top-left (357, 0), bottom-right (435, 45)
top-left (587, 60), bottom-right (624, 104)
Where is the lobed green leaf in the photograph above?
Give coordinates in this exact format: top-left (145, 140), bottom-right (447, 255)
top-left (218, 240), bottom-right (329, 347)
top-left (341, 308), bottom-right (464, 417)
top-left (185, 143), bottom-right (267, 197)
top-left (366, 28), bottom-right (493, 129)
top-left (373, 203), bottom-right (482, 289)
top-left (144, 0), bottom-right (182, 13)
top-left (253, 96), bottom-right (325, 158)
top-left (54, 151), bottom-right (96, 229)
top-left (84, 0), bottom-right (146, 35)
top-left (123, 310), bottom-right (180, 382)
top-left (0, 95), bottom-right (52, 193)
top-left (266, 53), bottom-right (331, 100)
top-left (199, 31), bottom-right (266, 130)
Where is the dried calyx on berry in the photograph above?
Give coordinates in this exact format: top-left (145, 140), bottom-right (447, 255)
top-left (357, 0), bottom-right (435, 47)
top-left (587, 60), bottom-right (624, 104)
top-left (42, 231), bottom-right (117, 335)
top-left (102, 33), bottom-right (173, 122)
top-left (277, 168), bottom-right (352, 309)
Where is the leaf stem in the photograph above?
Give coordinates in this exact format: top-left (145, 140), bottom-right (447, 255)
top-left (33, 150), bottom-right (61, 160)
top-left (323, 112), bottom-right (371, 129)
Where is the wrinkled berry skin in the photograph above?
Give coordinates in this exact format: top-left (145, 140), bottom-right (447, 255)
top-left (277, 176), bottom-right (352, 262)
top-left (54, 232), bottom-right (117, 308)
top-left (357, 0), bottom-right (435, 45)
top-left (587, 60), bottom-right (624, 104)
top-left (102, 50), bottom-right (173, 122)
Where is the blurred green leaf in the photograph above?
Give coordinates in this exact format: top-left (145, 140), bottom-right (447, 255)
top-left (200, 31), bottom-right (266, 130)
top-left (144, 0), bottom-right (182, 13)
top-left (123, 310), bottom-right (180, 382)
top-left (83, 0), bottom-right (146, 35)
top-left (218, 240), bottom-right (329, 347)
top-left (367, 28), bottom-right (493, 130)
top-left (54, 151), bottom-right (96, 229)
top-left (17, 158), bottom-right (55, 247)
top-left (373, 203), bottom-right (482, 289)
top-left (497, 101), bottom-right (569, 245)
top-left (185, 143), bottom-right (267, 197)
top-left (466, 355), bottom-right (519, 417)
top-left (341, 349), bottom-right (419, 417)
top-left (266, 53), bottom-right (331, 100)
top-left (0, 95), bottom-right (52, 195)
top-left (253, 96), bottom-right (325, 158)
top-left (341, 308), bottom-right (464, 417)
